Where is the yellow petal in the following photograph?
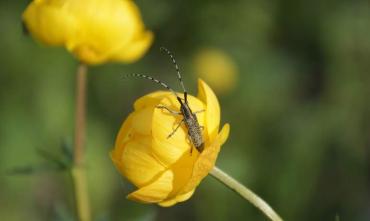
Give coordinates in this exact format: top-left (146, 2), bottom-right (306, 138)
top-left (74, 0), bottom-right (140, 47)
top-left (65, 0), bottom-right (150, 64)
top-left (22, 0), bottom-right (78, 46)
top-left (131, 106), bottom-right (153, 136)
top-left (219, 123), bottom-right (230, 146)
top-left (116, 137), bottom-right (165, 188)
top-left (158, 189), bottom-right (195, 207)
top-left (68, 0), bottom-right (149, 62)
top-left (197, 79), bottom-right (220, 141)
top-left (151, 95), bottom-right (205, 166)
top-left (157, 149), bottom-right (198, 204)
top-left (180, 124), bottom-right (230, 194)
top-left (70, 45), bottom-right (107, 65)
top-left (113, 113), bottom-right (134, 151)
top-left (133, 91), bottom-right (169, 111)
top-left (111, 30), bottom-right (153, 63)
top-left (127, 170), bottom-right (173, 203)
top-left (151, 106), bottom-right (188, 166)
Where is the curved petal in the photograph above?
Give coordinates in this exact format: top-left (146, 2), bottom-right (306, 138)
top-left (151, 109), bottom-right (189, 166)
top-left (65, 0), bottom-right (148, 64)
top-left (111, 30), bottom-right (153, 63)
top-left (116, 137), bottom-right (165, 188)
top-left (74, 0), bottom-right (140, 47)
top-left (159, 148), bottom-right (198, 203)
top-left (158, 189), bottom-right (195, 207)
top-left (22, 0), bottom-right (78, 46)
top-left (197, 79), bottom-right (220, 141)
top-left (69, 45), bottom-right (107, 64)
top-left (219, 123), bottom-right (230, 146)
top-left (127, 170), bottom-right (173, 203)
top-left (133, 91), bottom-right (169, 111)
top-left (131, 106), bottom-right (153, 136)
top-left (180, 124), bottom-right (230, 194)
top-left (113, 113), bottom-right (134, 150)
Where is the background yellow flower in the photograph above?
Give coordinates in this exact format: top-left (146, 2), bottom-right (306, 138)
top-left (111, 80), bottom-right (229, 206)
top-left (193, 48), bottom-right (238, 95)
top-left (22, 0), bottom-right (153, 64)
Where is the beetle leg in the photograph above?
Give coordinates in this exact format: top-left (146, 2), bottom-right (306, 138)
top-left (193, 109), bottom-right (205, 114)
top-left (156, 105), bottom-right (182, 115)
top-left (167, 119), bottom-right (184, 139)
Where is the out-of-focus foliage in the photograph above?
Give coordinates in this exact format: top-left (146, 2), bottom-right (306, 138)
top-left (1, 0), bottom-right (370, 221)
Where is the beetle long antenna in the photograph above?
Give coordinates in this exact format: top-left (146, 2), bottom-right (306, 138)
top-left (160, 47), bottom-right (188, 101)
top-left (124, 73), bottom-right (181, 99)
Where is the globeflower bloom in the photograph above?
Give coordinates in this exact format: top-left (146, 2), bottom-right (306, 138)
top-left (193, 48), bottom-right (238, 94)
top-left (22, 0), bottom-right (153, 65)
top-left (111, 80), bottom-right (229, 206)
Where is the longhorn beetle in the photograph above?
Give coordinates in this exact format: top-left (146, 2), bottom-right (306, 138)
top-left (126, 47), bottom-right (205, 153)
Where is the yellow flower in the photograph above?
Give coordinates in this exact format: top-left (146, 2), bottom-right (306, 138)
top-left (193, 48), bottom-right (238, 94)
top-left (111, 80), bottom-right (229, 206)
top-left (22, 0), bottom-right (153, 65)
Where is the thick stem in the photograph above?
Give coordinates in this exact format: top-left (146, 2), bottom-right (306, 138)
top-left (72, 63), bottom-right (91, 221)
top-left (210, 166), bottom-right (283, 221)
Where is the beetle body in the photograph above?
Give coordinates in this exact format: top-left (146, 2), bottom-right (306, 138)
top-left (178, 97), bottom-right (204, 152)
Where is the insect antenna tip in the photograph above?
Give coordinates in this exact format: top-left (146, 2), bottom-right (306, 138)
top-left (122, 73), bottom-right (133, 80)
top-left (160, 46), bottom-right (169, 52)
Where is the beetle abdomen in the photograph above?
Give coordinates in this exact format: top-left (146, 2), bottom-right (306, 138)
top-left (185, 117), bottom-right (204, 152)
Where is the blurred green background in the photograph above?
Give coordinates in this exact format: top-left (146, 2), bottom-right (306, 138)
top-left (1, 0), bottom-right (370, 220)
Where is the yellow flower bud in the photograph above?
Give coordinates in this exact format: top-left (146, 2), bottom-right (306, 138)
top-left (22, 0), bottom-right (153, 65)
top-left (193, 48), bottom-right (238, 94)
top-left (111, 80), bottom-right (230, 206)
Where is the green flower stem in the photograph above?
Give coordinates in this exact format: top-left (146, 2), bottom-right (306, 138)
top-left (72, 63), bottom-right (91, 221)
top-left (74, 63), bottom-right (88, 166)
top-left (210, 166), bottom-right (283, 221)
top-left (71, 166), bottom-right (90, 221)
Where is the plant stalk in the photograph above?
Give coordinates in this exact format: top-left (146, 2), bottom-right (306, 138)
top-left (210, 166), bottom-right (283, 221)
top-left (72, 63), bottom-right (91, 221)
